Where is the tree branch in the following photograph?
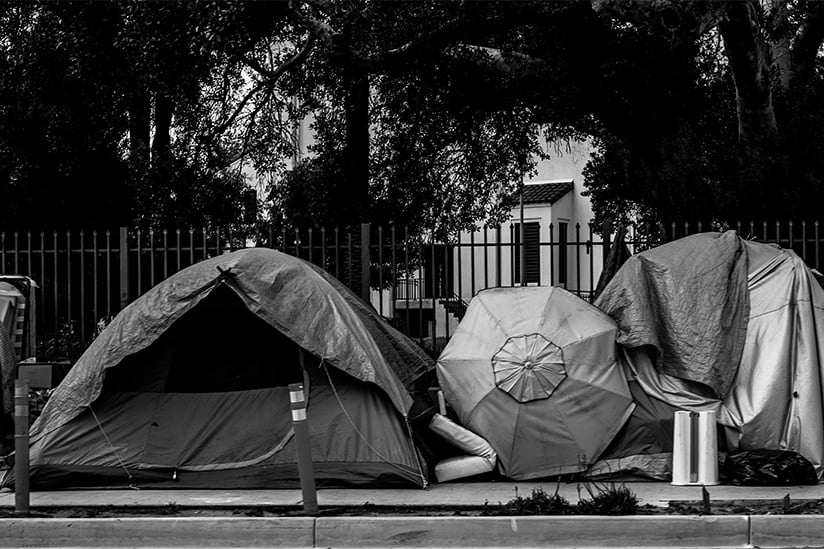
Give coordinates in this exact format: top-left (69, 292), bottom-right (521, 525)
top-left (454, 44), bottom-right (549, 77)
top-left (591, 0), bottom-right (725, 36)
top-left (210, 36), bottom-right (314, 141)
top-left (790, 7), bottom-right (824, 88)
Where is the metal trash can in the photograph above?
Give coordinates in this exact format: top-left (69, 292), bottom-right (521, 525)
top-left (672, 410), bottom-right (719, 485)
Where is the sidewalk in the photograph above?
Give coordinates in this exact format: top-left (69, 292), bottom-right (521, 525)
top-left (1, 482), bottom-right (824, 548)
top-left (2, 480), bottom-right (824, 508)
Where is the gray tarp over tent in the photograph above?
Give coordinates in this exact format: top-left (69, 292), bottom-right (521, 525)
top-left (3, 248), bottom-right (434, 489)
top-left (593, 232), bottom-right (824, 478)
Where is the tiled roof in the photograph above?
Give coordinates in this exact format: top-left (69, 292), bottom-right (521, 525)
top-left (520, 181), bottom-right (574, 205)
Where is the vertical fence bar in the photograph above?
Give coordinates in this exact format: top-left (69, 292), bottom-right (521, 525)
top-left (496, 227), bottom-right (502, 288)
top-left (92, 231), bottom-right (98, 328)
top-left (417, 233), bottom-right (423, 344)
top-left (149, 229), bottom-right (155, 288)
top-left (38, 232), bottom-right (45, 334)
top-left (444, 233), bottom-right (451, 341)
top-left (189, 228), bottom-right (194, 266)
top-left (119, 227), bottom-right (129, 312)
top-left (404, 226), bottom-right (411, 338)
top-left (346, 228), bottom-right (355, 291)
top-left (469, 230), bottom-right (476, 297)
top-left (377, 226), bottom-right (383, 317)
top-left (294, 228), bottom-right (300, 257)
top-left (360, 224), bottom-right (370, 303)
top-left (136, 229), bottom-right (142, 297)
top-left (549, 223), bottom-right (555, 287)
top-left (575, 223), bottom-right (582, 298)
top-left (66, 231), bottom-right (72, 335)
top-left (308, 228), bottom-right (314, 265)
top-left (789, 221), bottom-right (794, 254)
top-left (802, 221), bottom-right (807, 262)
top-left (13, 232), bottom-right (19, 273)
top-left (163, 229), bottom-right (168, 279)
top-left (588, 222), bottom-right (595, 299)
top-left (26, 231), bottom-right (32, 288)
top-left (202, 227), bottom-right (208, 260)
top-left (347, 230), bottom-right (353, 291)
top-left (334, 228), bottom-right (340, 281)
top-left (483, 227), bottom-right (489, 290)
top-left (456, 231), bottom-right (463, 307)
top-left (509, 224), bottom-right (515, 286)
top-left (816, 221), bottom-right (820, 271)
top-left (321, 228), bottom-right (327, 271)
top-left (391, 226), bottom-right (397, 322)
top-left (430, 233), bottom-right (437, 351)
top-left (175, 229), bottom-right (182, 272)
top-left (52, 231), bottom-right (58, 334)
top-left (79, 230), bottom-right (85, 343)
top-left (106, 230), bottom-right (112, 320)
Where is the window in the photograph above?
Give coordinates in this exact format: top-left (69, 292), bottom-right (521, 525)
top-left (513, 222), bottom-right (541, 284)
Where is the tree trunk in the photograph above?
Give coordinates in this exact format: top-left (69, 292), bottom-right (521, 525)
top-left (342, 69), bottom-right (370, 223)
top-left (128, 89), bottom-right (151, 174)
top-left (151, 91), bottom-right (172, 168)
top-left (718, 1), bottom-right (778, 145)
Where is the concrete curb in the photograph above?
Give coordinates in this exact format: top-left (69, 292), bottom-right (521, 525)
top-left (315, 515), bottom-right (751, 548)
top-left (0, 517), bottom-right (316, 548)
top-left (751, 515), bottom-right (824, 548)
top-left (7, 514), bottom-right (824, 548)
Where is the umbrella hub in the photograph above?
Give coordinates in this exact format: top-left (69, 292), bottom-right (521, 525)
top-left (491, 333), bottom-right (566, 403)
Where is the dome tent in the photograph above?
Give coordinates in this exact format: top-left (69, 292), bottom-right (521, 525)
top-left (3, 248), bottom-right (433, 489)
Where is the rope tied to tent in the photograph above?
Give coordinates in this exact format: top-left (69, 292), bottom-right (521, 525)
top-left (89, 404), bottom-right (136, 486)
top-left (320, 358), bottom-right (428, 488)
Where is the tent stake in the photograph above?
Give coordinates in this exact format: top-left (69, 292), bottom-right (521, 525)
top-left (289, 382), bottom-right (318, 515)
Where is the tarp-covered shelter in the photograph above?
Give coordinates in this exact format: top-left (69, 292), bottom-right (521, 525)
top-left (2, 248), bottom-right (434, 489)
top-left (593, 232), bottom-right (824, 479)
top-left (436, 286), bottom-right (635, 480)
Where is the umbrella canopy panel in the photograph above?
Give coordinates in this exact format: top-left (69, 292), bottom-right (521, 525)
top-left (437, 286), bottom-right (635, 480)
top-left (492, 334), bottom-right (566, 402)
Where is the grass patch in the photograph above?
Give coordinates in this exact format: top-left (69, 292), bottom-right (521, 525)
top-left (483, 482), bottom-right (639, 516)
top-left (577, 483), bottom-right (638, 516)
top-left (483, 486), bottom-right (572, 516)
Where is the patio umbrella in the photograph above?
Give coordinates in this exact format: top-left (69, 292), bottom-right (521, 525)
top-left (436, 286), bottom-right (635, 480)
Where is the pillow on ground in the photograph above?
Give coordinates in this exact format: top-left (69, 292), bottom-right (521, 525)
top-left (429, 413), bottom-right (497, 482)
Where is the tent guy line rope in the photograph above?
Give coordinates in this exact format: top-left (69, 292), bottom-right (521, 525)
top-left (321, 358), bottom-right (426, 485)
top-left (88, 404), bottom-right (134, 482)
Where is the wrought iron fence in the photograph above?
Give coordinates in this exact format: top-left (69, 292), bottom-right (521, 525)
top-left (2, 220), bottom-right (823, 356)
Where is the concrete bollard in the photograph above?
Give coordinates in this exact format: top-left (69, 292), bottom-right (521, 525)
top-left (289, 382), bottom-right (318, 515)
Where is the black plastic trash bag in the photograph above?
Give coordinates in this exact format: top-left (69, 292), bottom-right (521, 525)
top-left (723, 450), bottom-right (818, 486)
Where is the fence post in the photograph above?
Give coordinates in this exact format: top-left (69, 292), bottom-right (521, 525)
top-left (360, 223), bottom-right (370, 302)
top-left (119, 227), bottom-right (129, 312)
top-left (602, 218), bottom-right (612, 267)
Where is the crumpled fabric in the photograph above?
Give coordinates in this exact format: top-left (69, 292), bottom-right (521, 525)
top-left (595, 231), bottom-right (749, 398)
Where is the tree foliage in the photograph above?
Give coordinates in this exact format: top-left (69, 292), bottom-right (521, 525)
top-left (4, 1), bottom-right (824, 234)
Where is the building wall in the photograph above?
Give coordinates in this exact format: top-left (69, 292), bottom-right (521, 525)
top-left (454, 140), bottom-right (603, 302)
